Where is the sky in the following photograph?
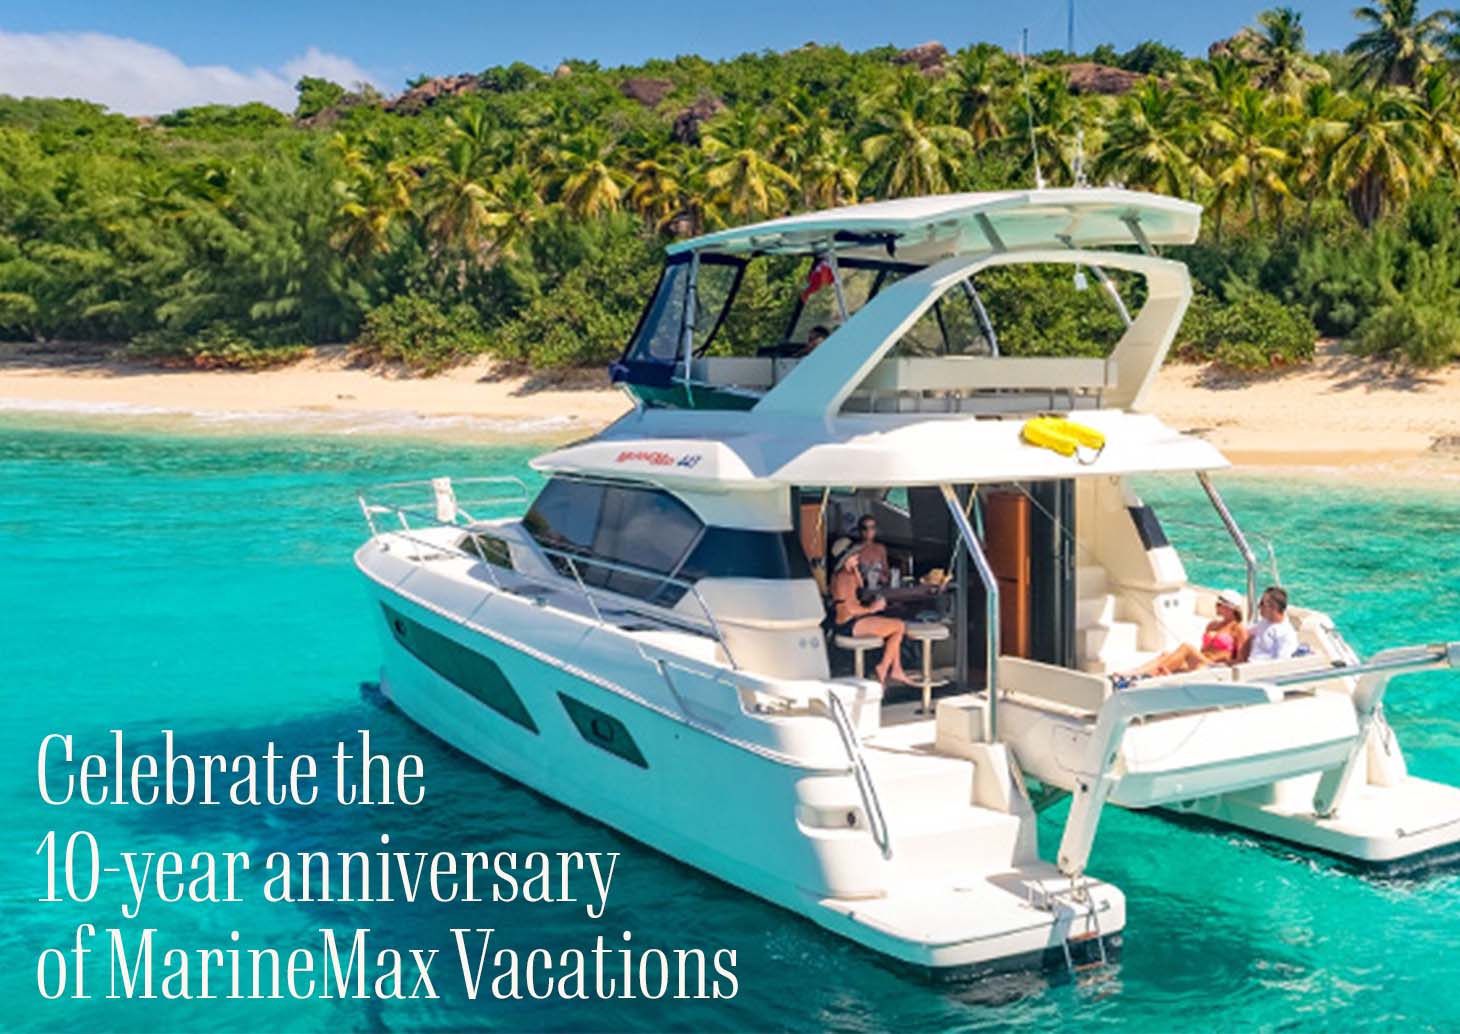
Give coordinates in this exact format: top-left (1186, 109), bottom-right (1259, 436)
top-left (0, 1), bottom-right (1422, 115)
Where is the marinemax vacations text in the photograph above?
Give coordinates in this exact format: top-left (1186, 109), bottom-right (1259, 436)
top-left (33, 730), bottom-right (738, 1002)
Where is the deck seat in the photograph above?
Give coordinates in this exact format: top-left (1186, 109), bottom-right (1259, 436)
top-left (834, 634), bottom-right (885, 679)
top-left (1000, 655), bottom-right (1111, 714)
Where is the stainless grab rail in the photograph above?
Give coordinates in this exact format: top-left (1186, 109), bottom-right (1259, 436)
top-left (1158, 515), bottom-right (1282, 586)
top-left (826, 690), bottom-right (893, 859)
top-left (1197, 472), bottom-right (1259, 621)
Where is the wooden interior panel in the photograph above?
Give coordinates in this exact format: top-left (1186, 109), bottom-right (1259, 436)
top-left (984, 490), bottom-right (1031, 657)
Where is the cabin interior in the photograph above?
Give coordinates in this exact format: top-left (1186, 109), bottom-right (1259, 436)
top-left (791, 476), bottom-right (1336, 735)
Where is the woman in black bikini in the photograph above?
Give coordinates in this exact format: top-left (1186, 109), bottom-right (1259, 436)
top-left (831, 547), bottom-right (911, 686)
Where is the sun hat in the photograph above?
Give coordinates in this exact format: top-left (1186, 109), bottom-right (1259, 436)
top-left (830, 537), bottom-right (854, 564)
top-left (1215, 588), bottom-right (1244, 612)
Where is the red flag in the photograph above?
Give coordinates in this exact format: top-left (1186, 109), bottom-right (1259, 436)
top-left (800, 257), bottom-right (835, 302)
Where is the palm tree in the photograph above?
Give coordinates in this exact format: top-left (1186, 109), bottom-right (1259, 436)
top-left (419, 139), bottom-right (500, 269)
top-left (329, 132), bottom-right (417, 260)
top-left (1207, 86), bottom-right (1293, 231)
top-left (1251, 7), bottom-right (1328, 93)
top-left (701, 107), bottom-right (799, 219)
top-left (627, 152), bottom-right (682, 227)
top-left (860, 71), bottom-right (973, 197)
top-left (796, 126), bottom-right (861, 209)
top-left (662, 149), bottom-right (726, 236)
top-left (484, 164), bottom-right (544, 259)
top-left (1094, 80), bottom-right (1205, 196)
top-left (1325, 87), bottom-right (1426, 225)
top-left (1346, 0), bottom-right (1453, 87)
top-left (1004, 69), bottom-right (1093, 187)
top-left (944, 47), bottom-right (1008, 147)
top-left (549, 128), bottom-right (628, 220)
top-left (1289, 82), bottom-right (1353, 231)
top-left (1412, 64), bottom-right (1460, 176)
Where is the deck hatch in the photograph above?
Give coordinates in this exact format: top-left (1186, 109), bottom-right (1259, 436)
top-left (381, 604), bottom-right (538, 733)
top-left (557, 692), bottom-right (647, 768)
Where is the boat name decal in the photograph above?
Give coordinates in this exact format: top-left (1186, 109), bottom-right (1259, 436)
top-left (615, 450), bottom-right (702, 469)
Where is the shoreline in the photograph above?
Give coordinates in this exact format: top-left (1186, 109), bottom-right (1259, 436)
top-left (3, 343), bottom-right (1460, 481)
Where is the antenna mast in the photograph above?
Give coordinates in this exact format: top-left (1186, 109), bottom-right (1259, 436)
top-left (1020, 28), bottom-right (1046, 190)
top-left (1067, 0), bottom-right (1075, 55)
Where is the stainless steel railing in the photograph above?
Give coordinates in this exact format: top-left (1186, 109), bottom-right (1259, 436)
top-left (826, 691), bottom-right (893, 858)
top-left (1197, 472), bottom-right (1259, 621)
top-left (358, 478), bottom-right (735, 664)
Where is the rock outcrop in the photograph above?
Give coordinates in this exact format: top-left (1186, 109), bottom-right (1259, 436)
top-left (619, 77), bottom-right (674, 107)
top-left (1208, 29), bottom-right (1263, 63)
top-left (893, 41), bottom-right (948, 77)
top-left (1063, 62), bottom-right (1145, 95)
top-left (672, 94), bottom-right (726, 144)
top-left (384, 74), bottom-right (480, 115)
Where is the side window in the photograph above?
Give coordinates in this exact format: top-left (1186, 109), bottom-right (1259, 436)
top-left (888, 281), bottom-right (993, 357)
top-left (625, 262), bottom-right (688, 363)
top-left (523, 478), bottom-right (605, 553)
top-left (594, 485), bottom-right (703, 572)
top-left (593, 486), bottom-right (703, 597)
top-left (692, 261), bottom-right (739, 353)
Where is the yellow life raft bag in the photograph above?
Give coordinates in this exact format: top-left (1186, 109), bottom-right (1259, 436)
top-left (1021, 416), bottom-right (1106, 465)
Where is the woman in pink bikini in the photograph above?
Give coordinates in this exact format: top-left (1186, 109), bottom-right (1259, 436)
top-left (1120, 589), bottom-right (1248, 678)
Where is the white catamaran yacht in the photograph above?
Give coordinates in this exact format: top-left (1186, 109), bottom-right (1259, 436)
top-left (355, 189), bottom-right (1460, 974)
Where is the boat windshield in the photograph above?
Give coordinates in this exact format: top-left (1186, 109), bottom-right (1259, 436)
top-left (617, 252), bottom-right (924, 374)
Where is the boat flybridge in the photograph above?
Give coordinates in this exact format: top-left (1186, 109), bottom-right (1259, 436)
top-left (355, 188), bottom-right (1460, 976)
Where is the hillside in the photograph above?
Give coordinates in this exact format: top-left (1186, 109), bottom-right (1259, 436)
top-left (1, 3), bottom-right (1458, 373)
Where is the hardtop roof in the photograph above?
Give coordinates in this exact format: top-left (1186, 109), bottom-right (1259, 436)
top-left (667, 188), bottom-right (1202, 260)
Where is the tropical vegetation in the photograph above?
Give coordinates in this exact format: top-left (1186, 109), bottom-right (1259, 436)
top-left (2, 2), bottom-right (1460, 371)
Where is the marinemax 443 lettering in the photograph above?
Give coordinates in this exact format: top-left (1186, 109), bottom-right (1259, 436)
top-left (354, 189), bottom-right (1460, 975)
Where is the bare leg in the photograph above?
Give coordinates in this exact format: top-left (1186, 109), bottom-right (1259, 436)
top-left (854, 616), bottom-right (908, 683)
top-left (1125, 643), bottom-right (1207, 678)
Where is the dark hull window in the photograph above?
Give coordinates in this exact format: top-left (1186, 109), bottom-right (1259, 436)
top-left (558, 693), bottom-right (648, 768)
top-left (383, 604), bottom-right (538, 733)
top-left (678, 528), bottom-right (812, 581)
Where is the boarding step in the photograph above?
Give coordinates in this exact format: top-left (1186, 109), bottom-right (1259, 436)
top-left (1076, 593), bottom-right (1117, 629)
top-left (1075, 565), bottom-right (1108, 598)
top-left (859, 744), bottom-right (1024, 879)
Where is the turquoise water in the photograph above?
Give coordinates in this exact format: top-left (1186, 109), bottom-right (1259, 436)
top-left (1, 422), bottom-right (1457, 1032)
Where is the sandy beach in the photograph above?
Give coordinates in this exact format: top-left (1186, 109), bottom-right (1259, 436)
top-left (3, 341), bottom-right (1459, 477)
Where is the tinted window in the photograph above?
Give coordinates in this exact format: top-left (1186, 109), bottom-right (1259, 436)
top-left (523, 478), bottom-right (603, 552)
top-left (679, 528), bottom-right (813, 581)
top-left (593, 485), bottom-right (703, 598)
top-left (524, 479), bottom-right (813, 605)
top-left (626, 262), bottom-right (688, 363)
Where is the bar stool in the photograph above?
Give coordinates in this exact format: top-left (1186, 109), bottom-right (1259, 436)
top-left (904, 621), bottom-right (951, 713)
top-left (834, 633), bottom-right (885, 679)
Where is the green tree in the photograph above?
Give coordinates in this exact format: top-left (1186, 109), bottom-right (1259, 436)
top-left (1095, 80), bottom-right (1204, 196)
top-left (1325, 88), bottom-right (1426, 225)
top-left (860, 72), bottom-right (973, 197)
top-left (701, 107), bottom-right (799, 219)
top-left (1346, 0), bottom-right (1453, 86)
top-left (294, 77), bottom-right (346, 119)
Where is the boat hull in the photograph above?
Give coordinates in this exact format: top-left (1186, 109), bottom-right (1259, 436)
top-left (358, 567), bottom-right (1124, 972)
